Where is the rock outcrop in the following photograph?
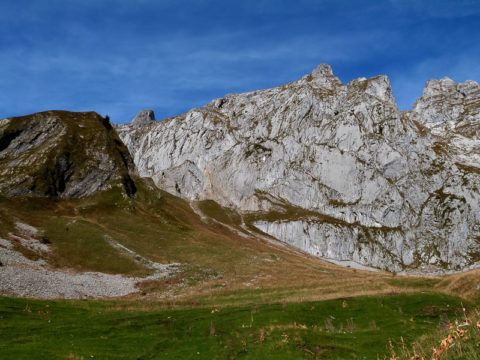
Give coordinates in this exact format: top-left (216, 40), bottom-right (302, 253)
top-left (0, 110), bottom-right (137, 198)
top-left (118, 64), bottom-right (480, 273)
top-left (131, 109), bottom-right (156, 128)
top-left (411, 78), bottom-right (480, 169)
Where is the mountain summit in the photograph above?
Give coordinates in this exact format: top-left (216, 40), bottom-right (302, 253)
top-left (0, 110), bottom-right (137, 198)
top-left (131, 109), bottom-right (156, 128)
top-left (308, 63), bottom-right (343, 88)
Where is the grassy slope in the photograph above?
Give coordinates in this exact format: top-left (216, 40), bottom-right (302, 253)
top-left (0, 293), bottom-right (470, 360)
top-left (1, 182), bottom-right (479, 358)
top-left (0, 179), bottom-right (443, 303)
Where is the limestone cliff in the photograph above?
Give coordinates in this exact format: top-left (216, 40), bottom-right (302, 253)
top-left (118, 65), bottom-right (480, 272)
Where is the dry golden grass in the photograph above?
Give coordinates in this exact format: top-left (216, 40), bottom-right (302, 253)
top-left (434, 270), bottom-right (480, 301)
top-left (388, 309), bottom-right (480, 360)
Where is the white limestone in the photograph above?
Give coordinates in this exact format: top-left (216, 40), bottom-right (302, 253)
top-left (118, 65), bottom-right (480, 273)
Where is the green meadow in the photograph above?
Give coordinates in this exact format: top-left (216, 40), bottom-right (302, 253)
top-left (0, 293), bottom-right (469, 359)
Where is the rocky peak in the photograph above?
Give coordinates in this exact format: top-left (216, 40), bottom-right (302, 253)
top-left (413, 77), bottom-right (480, 128)
top-left (0, 110), bottom-right (137, 198)
top-left (305, 63), bottom-right (342, 89)
top-left (131, 109), bottom-right (156, 128)
top-left (118, 64), bottom-right (480, 273)
top-left (365, 75), bottom-right (395, 103)
top-left (410, 76), bottom-right (480, 174)
top-left (458, 79), bottom-right (480, 94)
top-left (430, 76), bottom-right (455, 89)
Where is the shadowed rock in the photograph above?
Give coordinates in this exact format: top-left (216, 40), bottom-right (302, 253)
top-left (0, 110), bottom-right (137, 198)
top-left (131, 109), bottom-right (156, 128)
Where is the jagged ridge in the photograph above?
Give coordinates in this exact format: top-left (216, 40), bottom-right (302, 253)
top-left (117, 65), bottom-right (479, 273)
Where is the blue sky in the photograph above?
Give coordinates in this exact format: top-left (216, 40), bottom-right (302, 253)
top-left (1, 0), bottom-right (479, 123)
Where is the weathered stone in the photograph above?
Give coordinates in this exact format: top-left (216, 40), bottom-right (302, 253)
top-left (131, 109), bottom-right (156, 128)
top-left (0, 110), bottom-right (137, 198)
top-left (118, 65), bottom-right (480, 273)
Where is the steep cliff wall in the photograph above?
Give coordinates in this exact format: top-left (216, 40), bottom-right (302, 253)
top-left (118, 65), bottom-right (480, 272)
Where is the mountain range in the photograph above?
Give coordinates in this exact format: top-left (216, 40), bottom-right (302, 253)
top-left (0, 64), bottom-right (479, 285)
top-left (117, 64), bottom-right (480, 273)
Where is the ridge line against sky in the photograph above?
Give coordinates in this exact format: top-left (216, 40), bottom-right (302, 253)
top-left (1, 0), bottom-right (479, 123)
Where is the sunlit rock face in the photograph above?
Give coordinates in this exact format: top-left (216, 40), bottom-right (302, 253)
top-left (118, 64), bottom-right (480, 273)
top-left (411, 78), bottom-right (480, 169)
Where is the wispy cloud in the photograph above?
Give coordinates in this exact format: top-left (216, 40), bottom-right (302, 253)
top-left (0, 0), bottom-right (479, 120)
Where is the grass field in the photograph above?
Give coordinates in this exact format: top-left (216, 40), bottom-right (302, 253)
top-left (0, 293), bottom-right (471, 359)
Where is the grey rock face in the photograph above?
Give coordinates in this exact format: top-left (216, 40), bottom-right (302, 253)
top-left (131, 109), bottom-right (156, 128)
top-left (0, 110), bottom-right (137, 198)
top-left (118, 65), bottom-right (480, 272)
top-left (411, 78), bottom-right (480, 169)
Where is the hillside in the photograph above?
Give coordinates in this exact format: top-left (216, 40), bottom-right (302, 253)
top-left (0, 109), bottom-right (448, 302)
top-left (0, 110), bottom-right (136, 198)
top-left (0, 174), bottom-right (405, 301)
